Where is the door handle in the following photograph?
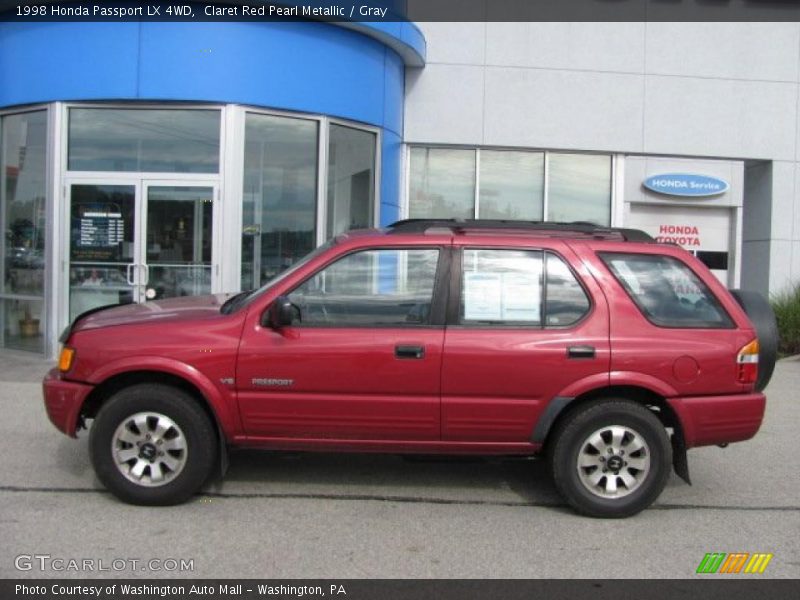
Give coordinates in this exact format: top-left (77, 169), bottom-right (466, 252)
top-left (126, 263), bottom-right (136, 285)
top-left (567, 345), bottom-right (596, 359)
top-left (395, 345), bottom-right (425, 359)
top-left (141, 263), bottom-right (150, 285)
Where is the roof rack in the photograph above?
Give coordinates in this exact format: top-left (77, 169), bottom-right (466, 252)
top-left (387, 219), bottom-right (654, 243)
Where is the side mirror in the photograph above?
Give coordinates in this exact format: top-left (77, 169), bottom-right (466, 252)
top-left (265, 296), bottom-right (297, 329)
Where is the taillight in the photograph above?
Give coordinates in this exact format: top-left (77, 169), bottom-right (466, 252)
top-left (736, 339), bottom-right (759, 385)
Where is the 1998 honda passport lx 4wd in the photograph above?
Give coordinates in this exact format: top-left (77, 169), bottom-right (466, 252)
top-left (43, 219), bottom-right (777, 517)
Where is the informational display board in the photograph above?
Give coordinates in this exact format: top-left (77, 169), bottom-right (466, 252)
top-left (71, 204), bottom-right (125, 261)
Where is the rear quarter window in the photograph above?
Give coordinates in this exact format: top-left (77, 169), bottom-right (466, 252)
top-left (599, 252), bottom-right (733, 329)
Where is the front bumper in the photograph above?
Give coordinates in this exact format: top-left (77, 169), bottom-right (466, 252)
top-left (42, 368), bottom-right (94, 437)
top-left (667, 392), bottom-right (766, 448)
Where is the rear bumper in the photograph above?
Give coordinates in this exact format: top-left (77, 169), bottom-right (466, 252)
top-left (42, 368), bottom-right (93, 438)
top-left (667, 392), bottom-right (766, 448)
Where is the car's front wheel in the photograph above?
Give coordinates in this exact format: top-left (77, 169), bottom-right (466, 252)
top-left (549, 399), bottom-right (672, 518)
top-left (89, 383), bottom-right (217, 505)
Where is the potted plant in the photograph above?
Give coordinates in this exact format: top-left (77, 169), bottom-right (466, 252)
top-left (19, 303), bottom-right (40, 337)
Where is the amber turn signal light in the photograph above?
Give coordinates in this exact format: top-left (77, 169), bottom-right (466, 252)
top-left (58, 347), bottom-right (75, 372)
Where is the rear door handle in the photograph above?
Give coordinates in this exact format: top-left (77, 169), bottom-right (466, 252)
top-left (395, 345), bottom-right (425, 359)
top-left (567, 345), bottom-right (596, 359)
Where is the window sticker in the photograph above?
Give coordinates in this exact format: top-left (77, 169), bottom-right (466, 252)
top-left (464, 272), bottom-right (503, 320)
top-left (464, 272), bottom-right (541, 322)
top-left (501, 272), bottom-right (540, 321)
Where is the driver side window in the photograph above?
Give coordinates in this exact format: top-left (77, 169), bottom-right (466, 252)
top-left (287, 248), bottom-right (440, 326)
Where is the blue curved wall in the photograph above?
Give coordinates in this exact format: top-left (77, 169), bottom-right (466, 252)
top-left (0, 19), bottom-right (419, 221)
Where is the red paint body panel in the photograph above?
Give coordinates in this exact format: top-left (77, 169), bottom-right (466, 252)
top-left (58, 293), bottom-right (246, 438)
top-left (570, 242), bottom-right (758, 397)
top-left (42, 368), bottom-right (93, 437)
top-left (236, 326), bottom-right (444, 440)
top-left (667, 392), bottom-right (766, 448)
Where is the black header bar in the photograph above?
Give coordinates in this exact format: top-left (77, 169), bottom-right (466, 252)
top-left (3, 0), bottom-right (800, 22)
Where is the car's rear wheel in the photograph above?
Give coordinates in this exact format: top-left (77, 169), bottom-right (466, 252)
top-left (549, 399), bottom-right (671, 518)
top-left (89, 383), bottom-right (217, 505)
top-left (730, 289), bottom-right (778, 392)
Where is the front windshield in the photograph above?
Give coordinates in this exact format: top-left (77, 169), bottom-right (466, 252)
top-left (230, 240), bottom-right (336, 312)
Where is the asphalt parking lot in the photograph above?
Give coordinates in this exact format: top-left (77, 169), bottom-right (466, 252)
top-left (0, 351), bottom-right (798, 579)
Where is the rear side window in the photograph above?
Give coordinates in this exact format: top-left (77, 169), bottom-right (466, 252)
top-left (600, 252), bottom-right (733, 328)
top-left (459, 249), bottom-right (590, 327)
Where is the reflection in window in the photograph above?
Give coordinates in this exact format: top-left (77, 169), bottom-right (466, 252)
top-left (409, 148), bottom-right (475, 219)
top-left (601, 253), bottom-right (733, 328)
top-left (545, 253), bottom-right (590, 326)
top-left (326, 124), bottom-right (376, 238)
top-left (479, 150), bottom-right (543, 220)
top-left (241, 114), bottom-right (318, 290)
top-left (146, 186), bottom-right (214, 300)
top-left (288, 248), bottom-right (439, 326)
top-left (547, 153), bottom-right (611, 226)
top-left (1, 111), bottom-right (48, 352)
top-left (68, 108), bottom-right (220, 173)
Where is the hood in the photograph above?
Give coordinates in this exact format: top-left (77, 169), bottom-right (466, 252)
top-left (72, 294), bottom-right (234, 333)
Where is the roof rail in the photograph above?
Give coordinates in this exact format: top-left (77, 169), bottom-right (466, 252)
top-left (387, 219), bottom-right (654, 242)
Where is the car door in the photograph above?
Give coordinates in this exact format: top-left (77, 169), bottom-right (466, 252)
top-left (236, 245), bottom-right (448, 441)
top-left (441, 240), bottom-right (610, 442)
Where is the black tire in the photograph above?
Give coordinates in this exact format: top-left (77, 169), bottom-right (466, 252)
top-left (549, 400), bottom-right (671, 518)
top-left (730, 289), bottom-right (778, 392)
top-left (89, 383), bottom-right (217, 506)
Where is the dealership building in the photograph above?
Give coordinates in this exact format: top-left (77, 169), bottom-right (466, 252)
top-left (1, 11), bottom-right (799, 357)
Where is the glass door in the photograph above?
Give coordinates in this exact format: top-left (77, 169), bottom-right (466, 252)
top-left (67, 181), bottom-right (218, 322)
top-left (142, 184), bottom-right (215, 301)
top-left (68, 183), bottom-right (139, 321)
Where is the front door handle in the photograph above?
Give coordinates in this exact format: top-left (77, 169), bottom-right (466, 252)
top-left (567, 345), bottom-right (596, 359)
top-left (395, 345), bottom-right (425, 359)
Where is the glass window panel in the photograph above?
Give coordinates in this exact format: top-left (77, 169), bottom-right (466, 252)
top-left (2, 111), bottom-right (47, 296)
top-left (545, 253), bottom-right (590, 327)
top-left (600, 252), bottom-right (733, 328)
top-left (1, 298), bottom-right (44, 352)
top-left (326, 124), bottom-right (376, 238)
top-left (409, 148), bottom-right (475, 219)
top-left (1, 111), bottom-right (47, 353)
top-left (241, 113), bottom-right (318, 290)
top-left (68, 184), bottom-right (136, 321)
top-left (288, 248), bottom-right (439, 327)
top-left (479, 150), bottom-right (544, 220)
top-left (547, 153), bottom-right (611, 226)
top-left (146, 186), bottom-right (214, 301)
top-left (68, 108), bottom-right (220, 173)
top-left (461, 249), bottom-right (543, 326)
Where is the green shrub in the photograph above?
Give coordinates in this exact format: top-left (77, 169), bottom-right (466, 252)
top-left (771, 284), bottom-right (800, 356)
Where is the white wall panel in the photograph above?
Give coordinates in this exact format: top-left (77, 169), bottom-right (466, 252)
top-left (416, 22), bottom-right (486, 65)
top-left (486, 22), bottom-right (645, 73)
top-left (404, 64), bottom-right (484, 144)
top-left (483, 68), bottom-right (644, 151)
top-left (646, 23), bottom-right (800, 83)
top-left (643, 76), bottom-right (797, 160)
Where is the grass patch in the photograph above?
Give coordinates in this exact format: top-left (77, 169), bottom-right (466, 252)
top-left (771, 284), bottom-right (800, 357)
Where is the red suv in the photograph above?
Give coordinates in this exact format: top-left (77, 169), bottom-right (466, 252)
top-left (43, 220), bottom-right (777, 517)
